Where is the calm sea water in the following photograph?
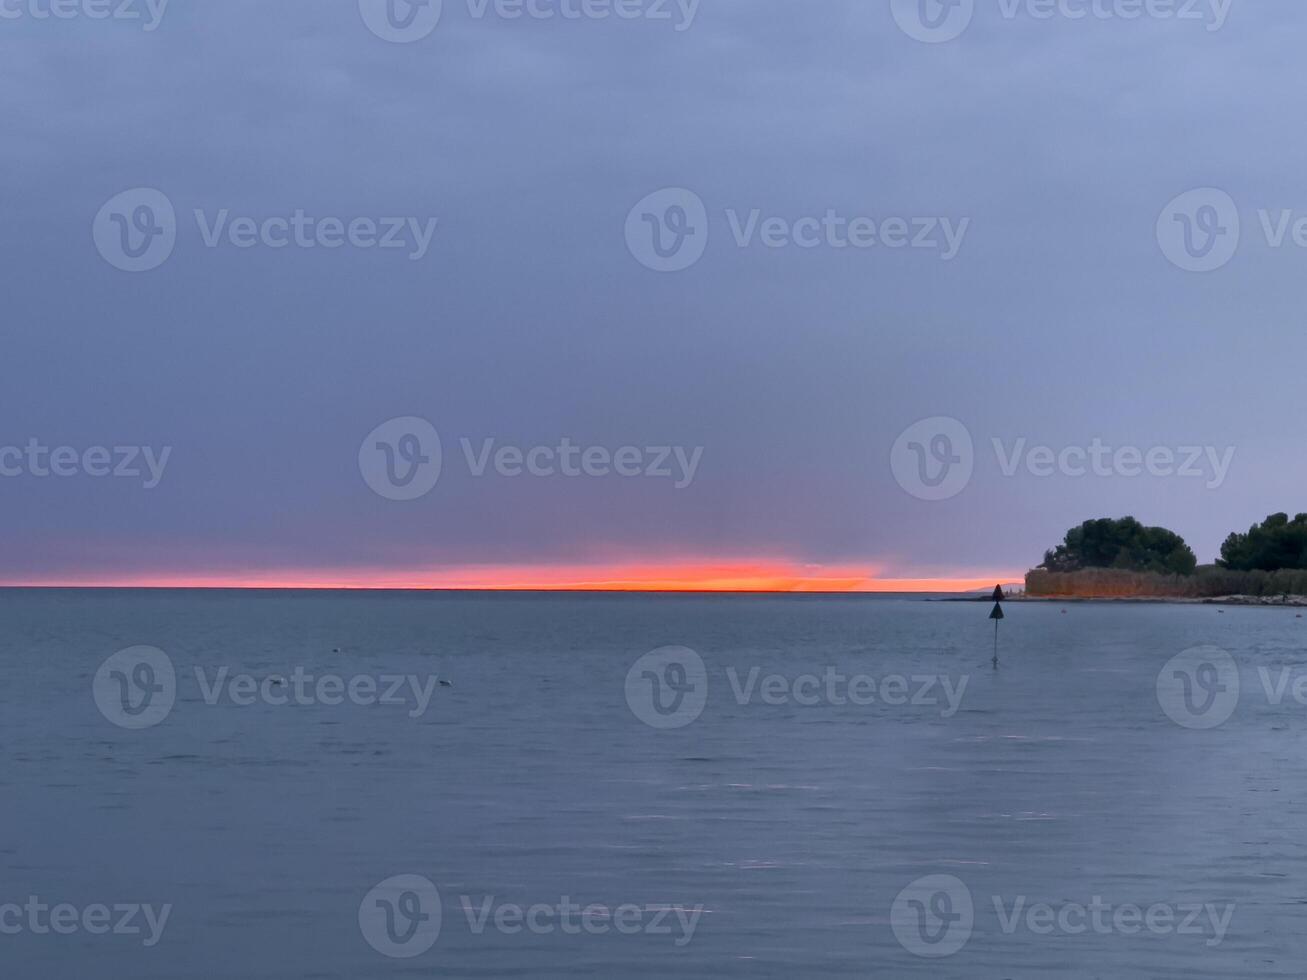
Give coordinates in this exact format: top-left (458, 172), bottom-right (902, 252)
top-left (2, 590), bottom-right (1305, 978)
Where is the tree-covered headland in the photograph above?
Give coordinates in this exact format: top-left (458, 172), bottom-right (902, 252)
top-left (1026, 514), bottom-right (1307, 598)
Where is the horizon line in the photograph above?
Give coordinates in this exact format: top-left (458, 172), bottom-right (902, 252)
top-left (0, 584), bottom-right (1019, 595)
top-left (0, 560), bottom-right (1025, 594)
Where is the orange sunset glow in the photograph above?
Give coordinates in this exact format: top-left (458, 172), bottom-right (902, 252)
top-left (5, 560), bottom-right (1025, 593)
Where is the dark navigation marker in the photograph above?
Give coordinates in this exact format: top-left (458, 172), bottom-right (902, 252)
top-left (990, 585), bottom-right (1005, 668)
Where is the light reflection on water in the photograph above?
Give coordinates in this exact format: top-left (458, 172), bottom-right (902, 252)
top-left (1, 590), bottom-right (1305, 978)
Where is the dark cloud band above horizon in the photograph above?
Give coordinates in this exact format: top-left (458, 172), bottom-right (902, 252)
top-left (2, 0), bottom-right (1303, 587)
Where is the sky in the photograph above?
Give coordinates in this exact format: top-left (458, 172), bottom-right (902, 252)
top-left (3, 0), bottom-right (1306, 590)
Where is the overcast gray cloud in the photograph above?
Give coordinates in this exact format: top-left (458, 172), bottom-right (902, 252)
top-left (2, 0), bottom-right (1304, 584)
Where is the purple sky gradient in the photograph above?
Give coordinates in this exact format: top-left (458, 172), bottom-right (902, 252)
top-left (2, 0), bottom-right (1304, 584)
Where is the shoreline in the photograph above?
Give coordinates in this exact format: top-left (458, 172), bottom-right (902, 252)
top-left (1012, 594), bottom-right (1307, 607)
top-left (936, 593), bottom-right (1307, 607)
